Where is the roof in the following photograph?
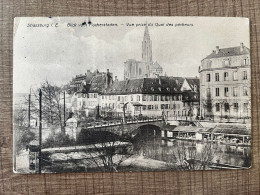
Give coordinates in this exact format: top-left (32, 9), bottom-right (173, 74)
top-left (203, 46), bottom-right (250, 60)
top-left (172, 126), bottom-right (213, 133)
top-left (150, 61), bottom-right (163, 69)
top-left (213, 125), bottom-right (251, 136)
top-left (102, 76), bottom-right (181, 95)
top-left (185, 78), bottom-right (200, 91)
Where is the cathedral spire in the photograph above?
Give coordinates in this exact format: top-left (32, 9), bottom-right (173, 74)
top-left (144, 22), bottom-right (150, 40)
top-left (142, 24), bottom-right (152, 63)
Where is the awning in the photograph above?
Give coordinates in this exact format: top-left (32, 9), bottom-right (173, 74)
top-left (213, 125), bottom-right (251, 136)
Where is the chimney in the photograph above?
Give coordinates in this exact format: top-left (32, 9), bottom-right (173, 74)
top-left (87, 69), bottom-right (90, 72)
top-left (145, 74), bottom-right (148, 78)
top-left (216, 46), bottom-right (219, 54)
top-left (107, 69), bottom-right (109, 73)
top-left (115, 76), bottom-right (118, 82)
top-left (240, 42), bottom-right (244, 52)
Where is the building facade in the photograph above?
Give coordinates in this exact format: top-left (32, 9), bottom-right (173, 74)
top-left (99, 76), bottom-right (199, 120)
top-left (199, 43), bottom-right (251, 120)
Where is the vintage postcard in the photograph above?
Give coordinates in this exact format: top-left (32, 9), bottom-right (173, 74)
top-left (13, 17), bottom-right (251, 173)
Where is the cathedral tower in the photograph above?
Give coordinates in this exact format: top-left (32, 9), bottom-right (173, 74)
top-left (142, 25), bottom-right (152, 63)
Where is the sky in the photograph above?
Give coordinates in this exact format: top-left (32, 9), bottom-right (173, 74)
top-left (13, 17), bottom-right (250, 93)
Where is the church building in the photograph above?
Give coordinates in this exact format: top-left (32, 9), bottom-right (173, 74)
top-left (124, 25), bottom-right (163, 80)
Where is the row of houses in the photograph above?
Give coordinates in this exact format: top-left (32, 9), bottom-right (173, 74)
top-left (63, 69), bottom-right (200, 120)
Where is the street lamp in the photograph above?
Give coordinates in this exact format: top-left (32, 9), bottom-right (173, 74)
top-left (120, 102), bottom-right (129, 124)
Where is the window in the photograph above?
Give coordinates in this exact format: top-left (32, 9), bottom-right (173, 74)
top-left (224, 103), bottom-right (229, 112)
top-left (118, 96), bottom-right (120, 101)
top-left (243, 87), bottom-right (248, 96)
top-left (161, 104), bottom-right (165, 109)
top-left (216, 103), bottom-right (220, 112)
top-left (149, 95), bottom-right (153, 101)
top-left (143, 105), bottom-right (146, 110)
top-left (216, 88), bottom-right (219, 97)
top-left (224, 72), bottom-right (228, 81)
top-left (137, 95), bottom-right (140, 101)
top-left (148, 105), bottom-right (152, 110)
top-left (215, 73), bottom-right (219, 81)
top-left (206, 74), bottom-right (211, 82)
top-left (139, 68), bottom-right (142, 75)
top-left (223, 59), bottom-right (230, 66)
top-left (243, 103), bottom-right (248, 113)
top-left (234, 103), bottom-right (238, 112)
top-left (142, 95), bottom-right (146, 101)
top-left (243, 58), bottom-right (248, 65)
top-left (207, 88), bottom-right (211, 97)
top-left (155, 105), bottom-right (158, 110)
top-left (233, 71), bottom-right (238, 80)
top-left (165, 96), bottom-right (169, 101)
top-left (194, 85), bottom-right (197, 92)
top-left (161, 96), bottom-right (165, 101)
top-left (154, 95), bottom-right (158, 101)
top-left (131, 95), bottom-right (133, 101)
top-left (243, 71), bottom-right (248, 80)
top-left (233, 87), bottom-right (238, 97)
top-left (224, 87), bottom-right (229, 97)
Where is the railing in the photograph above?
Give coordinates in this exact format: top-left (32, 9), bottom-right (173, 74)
top-left (83, 116), bottom-right (163, 129)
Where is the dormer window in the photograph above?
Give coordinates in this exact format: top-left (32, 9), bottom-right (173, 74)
top-left (223, 58), bottom-right (230, 66)
top-left (151, 87), bottom-right (154, 91)
top-left (167, 87), bottom-right (170, 91)
top-left (242, 58), bottom-right (249, 65)
top-left (158, 87), bottom-right (161, 91)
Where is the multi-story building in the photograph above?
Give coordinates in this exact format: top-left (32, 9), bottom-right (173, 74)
top-left (124, 25), bottom-right (163, 80)
top-left (100, 76), bottom-right (189, 119)
top-left (67, 69), bottom-right (113, 117)
top-left (199, 43), bottom-right (251, 120)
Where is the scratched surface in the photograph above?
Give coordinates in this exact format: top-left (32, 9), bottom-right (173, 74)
top-left (0, 0), bottom-right (260, 194)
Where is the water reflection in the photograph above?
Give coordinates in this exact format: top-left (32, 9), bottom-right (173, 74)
top-left (133, 130), bottom-right (251, 168)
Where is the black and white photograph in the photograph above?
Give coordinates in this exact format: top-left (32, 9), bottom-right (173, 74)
top-left (13, 17), bottom-right (251, 173)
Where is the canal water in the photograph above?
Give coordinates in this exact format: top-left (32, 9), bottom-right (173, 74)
top-left (132, 129), bottom-right (251, 168)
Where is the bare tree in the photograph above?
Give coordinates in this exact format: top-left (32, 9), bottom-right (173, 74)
top-left (78, 129), bottom-right (133, 172)
top-left (13, 105), bottom-right (27, 127)
top-left (173, 141), bottom-right (217, 170)
top-left (26, 80), bottom-right (64, 131)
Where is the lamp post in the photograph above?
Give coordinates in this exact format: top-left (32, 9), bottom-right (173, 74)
top-left (121, 102), bottom-right (129, 124)
top-left (38, 89), bottom-right (42, 174)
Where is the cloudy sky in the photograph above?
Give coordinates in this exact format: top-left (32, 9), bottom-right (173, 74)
top-left (13, 17), bottom-right (249, 93)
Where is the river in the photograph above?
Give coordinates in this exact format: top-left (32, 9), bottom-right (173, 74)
top-left (132, 128), bottom-right (251, 169)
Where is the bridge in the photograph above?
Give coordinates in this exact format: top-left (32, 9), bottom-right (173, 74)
top-left (76, 117), bottom-right (167, 139)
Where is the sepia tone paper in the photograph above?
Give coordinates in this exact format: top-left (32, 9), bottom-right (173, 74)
top-left (13, 17), bottom-right (251, 173)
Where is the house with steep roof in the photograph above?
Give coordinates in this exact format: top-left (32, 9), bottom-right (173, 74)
top-left (99, 76), bottom-right (187, 118)
top-left (199, 43), bottom-right (251, 120)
